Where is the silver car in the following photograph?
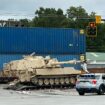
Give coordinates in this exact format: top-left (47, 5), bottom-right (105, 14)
top-left (76, 73), bottom-right (105, 95)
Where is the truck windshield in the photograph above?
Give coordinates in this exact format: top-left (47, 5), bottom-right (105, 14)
top-left (78, 75), bottom-right (100, 79)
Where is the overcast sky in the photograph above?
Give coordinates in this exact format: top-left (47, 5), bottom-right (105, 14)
top-left (0, 0), bottom-right (104, 20)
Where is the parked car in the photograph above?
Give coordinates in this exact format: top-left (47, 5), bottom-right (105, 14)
top-left (76, 73), bottom-right (105, 95)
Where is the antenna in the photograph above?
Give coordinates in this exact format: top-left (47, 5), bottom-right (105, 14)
top-left (30, 52), bottom-right (35, 56)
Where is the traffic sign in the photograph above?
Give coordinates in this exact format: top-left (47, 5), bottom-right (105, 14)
top-left (95, 15), bottom-right (101, 24)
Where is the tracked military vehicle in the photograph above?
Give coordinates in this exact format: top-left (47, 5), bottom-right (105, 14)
top-left (3, 54), bottom-right (82, 88)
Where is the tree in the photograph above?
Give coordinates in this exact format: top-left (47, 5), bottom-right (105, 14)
top-left (32, 7), bottom-right (68, 28)
top-left (19, 19), bottom-right (30, 27)
top-left (66, 6), bottom-right (89, 28)
top-left (67, 6), bottom-right (88, 19)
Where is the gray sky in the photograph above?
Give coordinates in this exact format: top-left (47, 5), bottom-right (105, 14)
top-left (0, 0), bottom-right (104, 20)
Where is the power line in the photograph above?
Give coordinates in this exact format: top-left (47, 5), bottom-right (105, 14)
top-left (0, 14), bottom-right (34, 17)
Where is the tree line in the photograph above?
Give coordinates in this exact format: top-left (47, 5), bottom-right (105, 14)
top-left (17, 6), bottom-right (105, 52)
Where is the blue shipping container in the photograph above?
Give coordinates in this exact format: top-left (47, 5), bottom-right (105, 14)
top-left (0, 54), bottom-right (82, 70)
top-left (0, 27), bottom-right (86, 54)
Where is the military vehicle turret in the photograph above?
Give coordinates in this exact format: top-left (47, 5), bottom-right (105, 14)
top-left (3, 54), bottom-right (81, 88)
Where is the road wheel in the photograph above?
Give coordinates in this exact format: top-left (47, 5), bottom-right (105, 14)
top-left (54, 78), bottom-right (59, 85)
top-left (69, 77), bottom-right (76, 85)
top-left (60, 78), bottom-right (65, 85)
top-left (97, 85), bottom-right (104, 95)
top-left (49, 79), bottom-right (54, 85)
top-left (65, 78), bottom-right (69, 84)
top-left (31, 78), bottom-right (38, 84)
top-left (44, 79), bottom-right (49, 85)
top-left (38, 79), bottom-right (43, 86)
top-left (78, 91), bottom-right (85, 96)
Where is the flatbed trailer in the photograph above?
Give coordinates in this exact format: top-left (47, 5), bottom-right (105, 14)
top-left (0, 77), bottom-right (18, 83)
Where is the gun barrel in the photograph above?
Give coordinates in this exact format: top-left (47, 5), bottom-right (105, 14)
top-left (47, 60), bottom-right (81, 66)
top-left (52, 60), bottom-right (75, 65)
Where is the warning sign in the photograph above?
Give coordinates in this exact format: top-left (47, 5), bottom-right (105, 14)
top-left (95, 15), bottom-right (101, 24)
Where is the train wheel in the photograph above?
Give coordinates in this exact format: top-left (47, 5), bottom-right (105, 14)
top-left (38, 79), bottom-right (43, 86)
top-left (60, 78), bottom-right (65, 85)
top-left (44, 79), bottom-right (49, 85)
top-left (54, 78), bottom-right (59, 85)
top-left (49, 79), bottom-right (54, 85)
top-left (65, 78), bottom-right (70, 84)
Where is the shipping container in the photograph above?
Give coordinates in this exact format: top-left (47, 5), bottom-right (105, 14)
top-left (0, 54), bottom-right (82, 70)
top-left (0, 27), bottom-right (86, 54)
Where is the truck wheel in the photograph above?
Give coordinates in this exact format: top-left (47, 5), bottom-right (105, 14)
top-left (78, 91), bottom-right (85, 96)
top-left (97, 85), bottom-right (104, 95)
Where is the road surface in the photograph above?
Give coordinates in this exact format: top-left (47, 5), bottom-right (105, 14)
top-left (0, 85), bottom-right (104, 105)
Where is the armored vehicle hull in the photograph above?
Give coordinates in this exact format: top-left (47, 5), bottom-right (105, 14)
top-left (3, 54), bottom-right (81, 88)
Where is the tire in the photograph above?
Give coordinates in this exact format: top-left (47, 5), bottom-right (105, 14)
top-left (78, 91), bottom-right (85, 96)
top-left (97, 85), bottom-right (104, 95)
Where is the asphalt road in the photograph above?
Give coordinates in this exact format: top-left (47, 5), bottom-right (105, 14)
top-left (0, 85), bottom-right (105, 105)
